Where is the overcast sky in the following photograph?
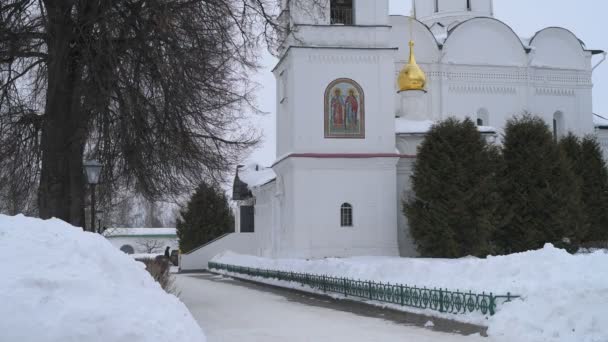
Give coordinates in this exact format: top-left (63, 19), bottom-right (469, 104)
top-left (246, 0), bottom-right (608, 166)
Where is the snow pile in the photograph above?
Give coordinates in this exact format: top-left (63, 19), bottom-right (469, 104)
top-left (0, 214), bottom-right (205, 342)
top-left (213, 245), bottom-right (608, 342)
top-left (238, 163), bottom-right (276, 188)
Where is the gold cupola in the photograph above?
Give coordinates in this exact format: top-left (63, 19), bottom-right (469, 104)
top-left (398, 40), bottom-right (427, 92)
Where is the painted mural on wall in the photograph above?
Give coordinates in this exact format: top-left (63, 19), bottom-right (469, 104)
top-left (324, 78), bottom-right (365, 139)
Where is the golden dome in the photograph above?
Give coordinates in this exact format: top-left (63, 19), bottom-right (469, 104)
top-left (398, 40), bottom-right (427, 92)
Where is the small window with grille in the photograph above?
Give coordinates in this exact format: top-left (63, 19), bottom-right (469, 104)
top-left (330, 0), bottom-right (353, 25)
top-left (340, 203), bottom-right (353, 227)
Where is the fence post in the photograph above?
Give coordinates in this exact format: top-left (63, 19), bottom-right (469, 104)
top-left (343, 278), bottom-right (348, 297)
top-left (400, 285), bottom-right (404, 306)
top-left (322, 275), bottom-right (327, 292)
top-left (490, 293), bottom-right (496, 316)
top-left (368, 281), bottom-right (373, 300)
top-left (439, 289), bottom-right (444, 313)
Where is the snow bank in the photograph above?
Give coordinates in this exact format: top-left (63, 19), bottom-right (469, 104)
top-left (0, 214), bottom-right (205, 342)
top-left (131, 253), bottom-right (164, 259)
top-left (213, 245), bottom-right (608, 342)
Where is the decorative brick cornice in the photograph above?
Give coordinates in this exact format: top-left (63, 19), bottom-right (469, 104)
top-left (308, 54), bottom-right (380, 65)
top-left (449, 84), bottom-right (517, 95)
top-left (535, 87), bottom-right (576, 97)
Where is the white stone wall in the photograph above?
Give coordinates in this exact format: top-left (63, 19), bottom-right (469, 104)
top-left (596, 129), bottom-right (608, 162)
top-left (285, 0), bottom-right (388, 26)
top-left (179, 233), bottom-right (258, 271)
top-left (414, 0), bottom-right (493, 27)
top-left (396, 156), bottom-right (418, 257)
top-left (275, 50), bottom-right (397, 157)
top-left (272, 157), bottom-right (400, 259)
top-left (250, 182), bottom-right (277, 257)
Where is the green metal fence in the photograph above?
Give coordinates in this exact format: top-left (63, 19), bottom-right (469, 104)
top-left (208, 261), bottom-right (518, 316)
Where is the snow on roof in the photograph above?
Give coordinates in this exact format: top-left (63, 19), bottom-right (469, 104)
top-left (395, 118), bottom-right (497, 134)
top-left (238, 163), bottom-right (276, 189)
top-left (103, 227), bottom-right (176, 238)
top-left (520, 36), bottom-right (532, 49)
top-left (593, 113), bottom-right (608, 128)
top-left (395, 119), bottom-right (435, 134)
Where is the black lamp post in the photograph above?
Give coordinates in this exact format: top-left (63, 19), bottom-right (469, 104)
top-left (83, 160), bottom-right (102, 233)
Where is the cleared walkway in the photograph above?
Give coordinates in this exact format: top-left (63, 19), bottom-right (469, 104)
top-left (176, 273), bottom-right (491, 342)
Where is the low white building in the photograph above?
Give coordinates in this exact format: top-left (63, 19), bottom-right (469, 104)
top-left (103, 228), bottom-right (178, 255)
top-left (181, 0), bottom-right (605, 270)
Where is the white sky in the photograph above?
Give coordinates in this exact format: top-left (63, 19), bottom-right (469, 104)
top-left (246, 0), bottom-right (608, 166)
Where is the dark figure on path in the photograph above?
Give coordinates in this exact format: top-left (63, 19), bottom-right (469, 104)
top-left (164, 246), bottom-right (171, 259)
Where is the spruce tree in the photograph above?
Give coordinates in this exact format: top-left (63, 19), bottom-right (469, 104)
top-left (577, 137), bottom-right (608, 242)
top-left (405, 118), bottom-right (500, 258)
top-left (176, 182), bottom-right (234, 254)
top-left (496, 115), bottom-right (582, 253)
top-left (558, 133), bottom-right (587, 244)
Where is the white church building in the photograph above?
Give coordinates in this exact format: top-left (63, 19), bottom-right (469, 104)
top-left (180, 0), bottom-right (605, 270)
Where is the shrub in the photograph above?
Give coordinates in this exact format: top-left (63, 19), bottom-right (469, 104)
top-left (495, 115), bottom-right (583, 253)
top-left (405, 117), bottom-right (501, 257)
top-left (177, 182), bottom-right (234, 254)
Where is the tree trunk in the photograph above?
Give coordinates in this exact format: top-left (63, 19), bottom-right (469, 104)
top-left (38, 6), bottom-right (87, 228)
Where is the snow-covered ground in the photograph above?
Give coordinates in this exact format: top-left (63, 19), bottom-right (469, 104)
top-left (213, 246), bottom-right (608, 342)
top-left (0, 214), bottom-right (206, 342)
top-left (176, 272), bottom-right (487, 342)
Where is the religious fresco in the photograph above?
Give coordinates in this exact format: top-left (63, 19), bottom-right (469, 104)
top-left (324, 78), bottom-right (365, 139)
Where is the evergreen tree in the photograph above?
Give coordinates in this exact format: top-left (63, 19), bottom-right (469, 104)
top-left (405, 118), bottom-right (500, 258)
top-left (569, 136), bottom-right (608, 242)
top-left (558, 133), bottom-right (587, 244)
top-left (496, 115), bottom-right (582, 253)
top-left (177, 183), bottom-right (234, 254)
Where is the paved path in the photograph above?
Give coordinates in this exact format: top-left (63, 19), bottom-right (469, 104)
top-left (176, 273), bottom-right (491, 342)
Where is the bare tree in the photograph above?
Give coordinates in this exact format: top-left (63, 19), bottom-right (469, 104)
top-left (136, 239), bottom-right (165, 254)
top-left (1, 0), bottom-right (295, 226)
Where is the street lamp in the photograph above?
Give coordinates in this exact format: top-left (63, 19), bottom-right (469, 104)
top-left (83, 160), bottom-right (102, 233)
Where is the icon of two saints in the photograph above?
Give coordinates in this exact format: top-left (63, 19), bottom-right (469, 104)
top-left (330, 87), bottom-right (359, 131)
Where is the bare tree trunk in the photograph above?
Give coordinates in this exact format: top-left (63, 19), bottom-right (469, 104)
top-left (38, 6), bottom-right (86, 227)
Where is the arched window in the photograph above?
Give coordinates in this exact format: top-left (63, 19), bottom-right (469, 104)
top-left (340, 203), bottom-right (353, 227)
top-left (553, 111), bottom-right (565, 141)
top-left (120, 245), bottom-right (135, 254)
top-left (476, 108), bottom-right (489, 127)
